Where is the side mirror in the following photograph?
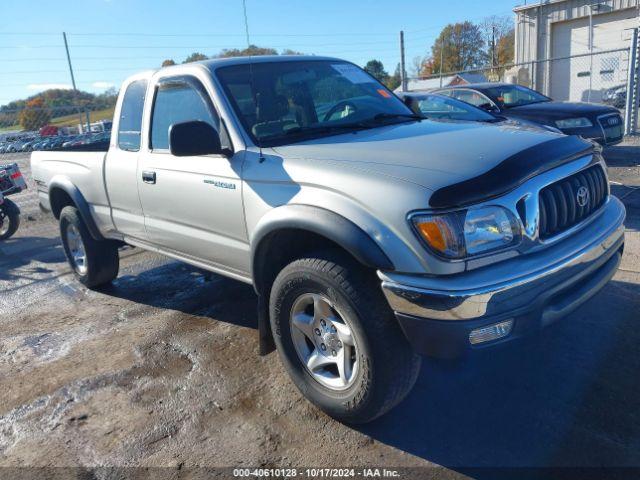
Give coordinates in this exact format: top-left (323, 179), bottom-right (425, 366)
top-left (169, 120), bottom-right (222, 157)
top-left (402, 97), bottom-right (422, 115)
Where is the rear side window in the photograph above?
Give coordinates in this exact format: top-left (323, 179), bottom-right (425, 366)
top-left (118, 79), bottom-right (147, 151)
top-left (150, 78), bottom-right (220, 151)
top-left (451, 90), bottom-right (489, 107)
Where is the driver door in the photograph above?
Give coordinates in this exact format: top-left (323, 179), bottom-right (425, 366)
top-left (137, 75), bottom-right (249, 275)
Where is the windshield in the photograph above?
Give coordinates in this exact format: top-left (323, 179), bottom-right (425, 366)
top-left (407, 94), bottom-right (497, 122)
top-left (216, 60), bottom-right (416, 146)
top-left (483, 84), bottom-right (550, 108)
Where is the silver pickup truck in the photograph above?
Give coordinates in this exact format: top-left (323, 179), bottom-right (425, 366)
top-left (31, 56), bottom-right (626, 423)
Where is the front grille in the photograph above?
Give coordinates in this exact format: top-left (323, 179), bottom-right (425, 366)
top-left (538, 165), bottom-right (608, 240)
top-left (598, 114), bottom-right (623, 144)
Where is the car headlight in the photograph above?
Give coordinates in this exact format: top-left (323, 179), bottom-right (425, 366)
top-left (412, 206), bottom-right (520, 259)
top-left (555, 117), bottom-right (593, 129)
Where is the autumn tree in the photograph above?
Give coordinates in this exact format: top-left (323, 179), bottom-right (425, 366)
top-left (18, 97), bottom-right (51, 131)
top-left (496, 28), bottom-right (515, 66)
top-left (430, 22), bottom-right (485, 73)
top-left (183, 52), bottom-right (208, 63)
top-left (161, 59), bottom-right (176, 67)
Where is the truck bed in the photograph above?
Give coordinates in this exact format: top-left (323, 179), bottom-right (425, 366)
top-left (30, 150), bottom-right (114, 234)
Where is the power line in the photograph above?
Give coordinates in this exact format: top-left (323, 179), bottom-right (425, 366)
top-left (0, 31), bottom-right (399, 37)
top-left (0, 38), bottom-right (409, 49)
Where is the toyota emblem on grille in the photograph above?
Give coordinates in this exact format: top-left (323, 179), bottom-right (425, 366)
top-left (576, 186), bottom-right (590, 207)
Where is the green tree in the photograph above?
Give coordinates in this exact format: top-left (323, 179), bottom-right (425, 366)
top-left (363, 59), bottom-right (389, 83)
top-left (183, 52), bottom-right (208, 63)
top-left (161, 59), bottom-right (176, 67)
top-left (281, 49), bottom-right (303, 56)
top-left (430, 22), bottom-right (485, 73)
top-left (384, 63), bottom-right (402, 90)
top-left (217, 45), bottom-right (278, 58)
top-left (18, 97), bottom-right (51, 131)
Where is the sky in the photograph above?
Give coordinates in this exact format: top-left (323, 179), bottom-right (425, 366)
top-left (0, 0), bottom-right (523, 106)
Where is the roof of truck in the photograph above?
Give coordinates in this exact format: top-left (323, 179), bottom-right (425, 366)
top-left (121, 55), bottom-right (347, 89)
top-left (199, 55), bottom-right (343, 70)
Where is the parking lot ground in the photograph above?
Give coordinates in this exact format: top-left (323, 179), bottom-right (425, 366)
top-left (0, 141), bottom-right (639, 477)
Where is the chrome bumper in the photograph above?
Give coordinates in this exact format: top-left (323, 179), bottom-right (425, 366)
top-left (380, 196), bottom-right (626, 324)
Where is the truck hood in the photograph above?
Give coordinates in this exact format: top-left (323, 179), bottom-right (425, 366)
top-left (271, 119), bottom-right (566, 194)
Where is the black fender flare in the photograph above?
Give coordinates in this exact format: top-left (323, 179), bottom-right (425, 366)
top-left (48, 177), bottom-right (104, 241)
top-left (251, 205), bottom-right (394, 292)
top-left (251, 205), bottom-right (395, 356)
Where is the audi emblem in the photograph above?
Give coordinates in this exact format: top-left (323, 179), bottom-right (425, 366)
top-left (576, 186), bottom-right (590, 207)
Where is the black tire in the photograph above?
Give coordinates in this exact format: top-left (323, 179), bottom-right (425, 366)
top-left (0, 199), bottom-right (20, 241)
top-left (270, 251), bottom-right (421, 424)
top-left (59, 206), bottom-right (119, 288)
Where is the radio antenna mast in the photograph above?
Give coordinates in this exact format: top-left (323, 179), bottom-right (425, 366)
top-left (242, 0), bottom-right (264, 160)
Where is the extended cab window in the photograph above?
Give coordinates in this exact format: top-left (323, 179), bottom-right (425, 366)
top-left (118, 79), bottom-right (147, 151)
top-left (150, 78), bottom-right (223, 151)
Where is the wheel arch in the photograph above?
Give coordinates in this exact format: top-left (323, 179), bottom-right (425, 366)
top-left (250, 205), bottom-right (394, 356)
top-left (48, 176), bottom-right (104, 241)
top-left (251, 205), bottom-right (394, 297)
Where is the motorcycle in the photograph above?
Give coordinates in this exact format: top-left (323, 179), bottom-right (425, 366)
top-left (0, 163), bottom-right (27, 241)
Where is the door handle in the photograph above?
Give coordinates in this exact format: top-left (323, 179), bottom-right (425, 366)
top-left (142, 171), bottom-right (156, 184)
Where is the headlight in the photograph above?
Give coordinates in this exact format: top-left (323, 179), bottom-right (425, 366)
top-left (555, 117), bottom-right (593, 129)
top-left (412, 206), bottom-right (520, 259)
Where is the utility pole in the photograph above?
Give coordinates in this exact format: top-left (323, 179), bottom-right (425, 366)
top-left (439, 36), bottom-right (445, 87)
top-left (400, 30), bottom-right (407, 91)
top-left (63, 32), bottom-right (90, 133)
top-left (491, 26), bottom-right (496, 67)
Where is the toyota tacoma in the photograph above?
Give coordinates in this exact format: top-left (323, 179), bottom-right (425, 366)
top-left (31, 56), bottom-right (626, 423)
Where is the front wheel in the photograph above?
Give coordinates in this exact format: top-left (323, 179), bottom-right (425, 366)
top-left (0, 199), bottom-right (20, 240)
top-left (59, 206), bottom-right (119, 288)
top-left (270, 252), bottom-right (421, 424)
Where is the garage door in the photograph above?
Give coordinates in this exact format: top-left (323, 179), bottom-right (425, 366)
top-left (550, 8), bottom-right (636, 102)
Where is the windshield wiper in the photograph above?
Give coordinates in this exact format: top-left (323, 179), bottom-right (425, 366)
top-left (368, 112), bottom-right (423, 123)
top-left (506, 99), bottom-right (550, 108)
top-left (282, 122), bottom-right (373, 137)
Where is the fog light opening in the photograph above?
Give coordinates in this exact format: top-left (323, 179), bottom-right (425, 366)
top-left (469, 320), bottom-right (514, 345)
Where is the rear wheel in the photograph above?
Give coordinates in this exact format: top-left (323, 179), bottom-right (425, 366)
top-left (0, 199), bottom-right (20, 241)
top-left (59, 206), bottom-right (119, 288)
top-left (270, 251), bottom-right (421, 424)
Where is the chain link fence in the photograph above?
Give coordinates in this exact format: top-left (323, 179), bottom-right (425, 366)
top-left (406, 38), bottom-right (640, 137)
top-left (0, 104), bottom-right (114, 244)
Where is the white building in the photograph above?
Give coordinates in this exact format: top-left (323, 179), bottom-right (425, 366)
top-left (514, 0), bottom-right (639, 102)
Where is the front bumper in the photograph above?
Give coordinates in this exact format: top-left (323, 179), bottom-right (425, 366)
top-left (380, 196), bottom-right (626, 358)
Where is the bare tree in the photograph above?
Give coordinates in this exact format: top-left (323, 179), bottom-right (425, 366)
top-left (479, 15), bottom-right (514, 66)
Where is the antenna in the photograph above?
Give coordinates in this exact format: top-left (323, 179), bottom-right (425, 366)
top-left (242, 0), bottom-right (264, 160)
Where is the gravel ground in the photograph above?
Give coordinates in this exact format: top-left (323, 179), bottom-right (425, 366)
top-left (0, 140), bottom-right (639, 478)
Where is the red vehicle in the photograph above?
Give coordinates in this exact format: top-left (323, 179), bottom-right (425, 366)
top-left (39, 125), bottom-right (59, 137)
